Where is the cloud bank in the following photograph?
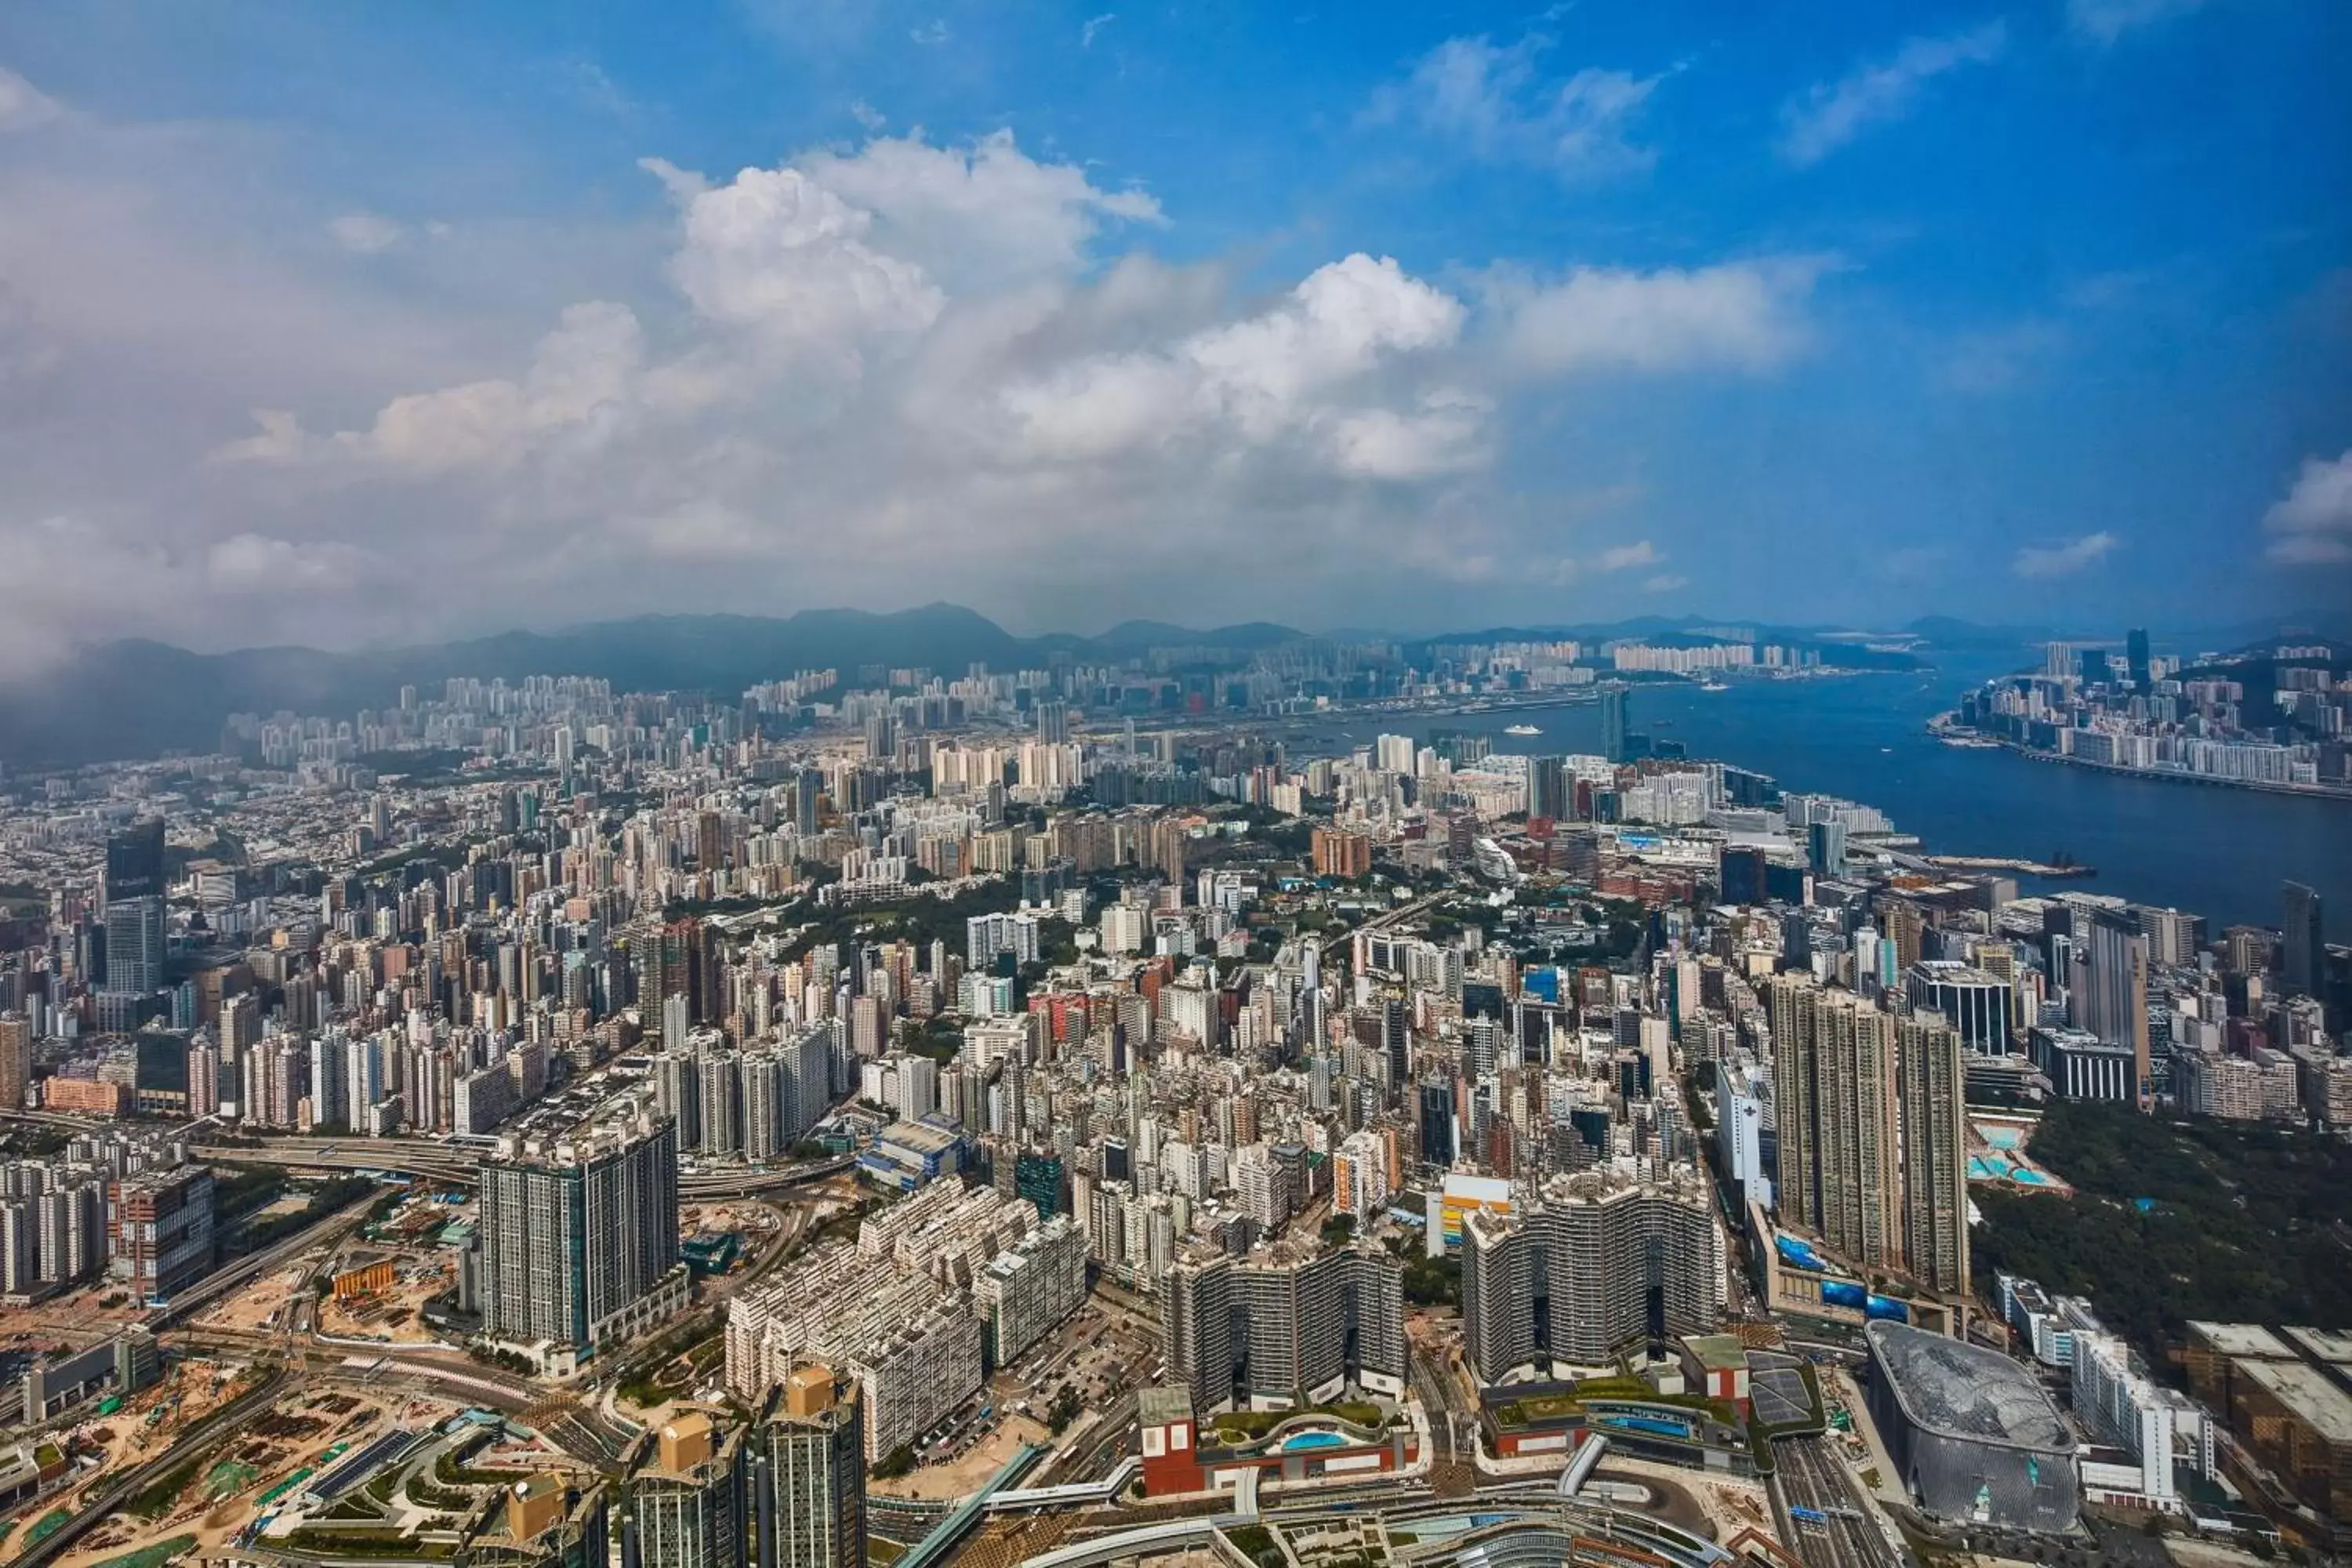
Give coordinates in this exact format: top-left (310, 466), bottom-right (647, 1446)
top-left (0, 58), bottom-right (1846, 673)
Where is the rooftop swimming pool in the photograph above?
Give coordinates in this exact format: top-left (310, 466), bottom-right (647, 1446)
top-left (1279, 1430), bottom-right (1348, 1451)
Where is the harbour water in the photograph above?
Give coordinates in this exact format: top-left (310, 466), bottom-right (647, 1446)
top-left (1333, 650), bottom-right (2347, 931)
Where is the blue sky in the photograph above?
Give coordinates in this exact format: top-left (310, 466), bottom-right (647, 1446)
top-left (0, 0), bottom-right (2345, 660)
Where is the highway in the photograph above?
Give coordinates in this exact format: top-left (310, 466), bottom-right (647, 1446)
top-left (189, 1137), bottom-right (855, 1198)
top-left (1319, 892), bottom-right (1445, 958)
top-left (1770, 1433), bottom-right (1905, 1568)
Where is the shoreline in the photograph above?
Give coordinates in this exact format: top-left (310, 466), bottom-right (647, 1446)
top-left (1928, 714), bottom-right (2352, 805)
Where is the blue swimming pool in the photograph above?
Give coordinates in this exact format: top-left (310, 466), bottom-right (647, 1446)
top-left (1280, 1430), bottom-right (1348, 1451)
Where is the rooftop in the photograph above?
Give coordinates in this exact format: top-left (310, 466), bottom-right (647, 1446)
top-left (2234, 1357), bottom-right (2352, 1446)
top-left (1682, 1334), bottom-right (1750, 1373)
top-left (2186, 1322), bottom-right (2296, 1360)
top-left (2283, 1327), bottom-right (2352, 1367)
top-left (1138, 1388), bottom-right (1194, 1426)
top-left (1867, 1322), bottom-right (2071, 1451)
top-left (1441, 1172), bottom-right (1512, 1204)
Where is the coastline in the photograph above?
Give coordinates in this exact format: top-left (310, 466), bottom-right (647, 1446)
top-left (1928, 714), bottom-right (2352, 804)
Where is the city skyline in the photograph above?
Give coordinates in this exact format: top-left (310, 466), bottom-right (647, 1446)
top-left (1, 1), bottom-right (2348, 670)
top-left (0, 5), bottom-right (2347, 1564)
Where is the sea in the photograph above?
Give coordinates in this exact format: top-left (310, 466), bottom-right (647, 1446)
top-left (1290, 649), bottom-right (2348, 932)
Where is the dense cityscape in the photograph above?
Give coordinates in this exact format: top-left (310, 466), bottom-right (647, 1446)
top-left (4, 3), bottom-right (2350, 1568)
top-left (0, 622), bottom-right (2344, 1568)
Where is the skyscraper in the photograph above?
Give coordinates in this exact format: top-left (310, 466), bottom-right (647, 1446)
top-left (1766, 976), bottom-right (1899, 1272)
top-left (2282, 881), bottom-right (2325, 1003)
top-left (756, 1367), bottom-right (866, 1568)
top-left (104, 818), bottom-right (166, 903)
top-left (478, 1116), bottom-right (684, 1363)
top-left (2070, 909), bottom-right (2150, 1104)
top-left (1896, 1017), bottom-right (1969, 1295)
top-left (1807, 820), bottom-right (1849, 880)
top-left (1599, 685), bottom-right (1630, 764)
top-left (2125, 627), bottom-right (2151, 690)
top-left (626, 1413), bottom-right (745, 1568)
top-left (103, 895), bottom-right (166, 998)
top-left (1527, 755), bottom-right (1571, 821)
top-left (1904, 961), bottom-right (2014, 1056)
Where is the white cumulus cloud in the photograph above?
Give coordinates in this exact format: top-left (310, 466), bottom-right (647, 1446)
top-left (2263, 451), bottom-right (2352, 565)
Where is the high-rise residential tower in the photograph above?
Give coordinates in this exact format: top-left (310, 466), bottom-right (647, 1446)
top-left (755, 1367), bottom-right (866, 1568)
top-left (1896, 1016), bottom-right (1969, 1295)
top-left (478, 1116), bottom-right (685, 1365)
top-left (1766, 976), bottom-right (1900, 1272)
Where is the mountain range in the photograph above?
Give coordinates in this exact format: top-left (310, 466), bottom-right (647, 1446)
top-left (2, 603), bottom-right (2341, 771)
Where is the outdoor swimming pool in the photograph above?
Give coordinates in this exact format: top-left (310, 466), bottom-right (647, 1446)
top-left (1969, 1153), bottom-right (2053, 1185)
top-left (1279, 1430), bottom-right (1348, 1451)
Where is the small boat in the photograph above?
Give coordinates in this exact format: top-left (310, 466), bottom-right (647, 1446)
top-left (1698, 681), bottom-right (1727, 692)
top-left (1504, 724), bottom-right (1541, 736)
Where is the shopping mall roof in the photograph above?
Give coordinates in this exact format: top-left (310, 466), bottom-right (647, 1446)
top-left (1867, 1322), bottom-right (2071, 1451)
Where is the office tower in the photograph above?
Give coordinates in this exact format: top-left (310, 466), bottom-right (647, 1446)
top-left (2078, 648), bottom-right (2107, 687)
top-left (2282, 882), bottom-right (2325, 1003)
top-left (1417, 1080), bottom-right (1457, 1167)
top-left (626, 1413), bottom-right (745, 1568)
top-left (1527, 756), bottom-right (1571, 822)
top-left (1806, 820), bottom-right (1848, 880)
top-left (1896, 1017), bottom-right (1969, 1295)
top-left (1461, 1172), bottom-right (1722, 1382)
top-left (479, 1117), bottom-right (684, 1358)
top-left (0, 1015), bottom-right (29, 1112)
top-left (757, 1368), bottom-right (866, 1568)
top-left (2135, 906), bottom-right (2207, 969)
top-left (1904, 961), bottom-right (2014, 1056)
top-left (1599, 685), bottom-right (1630, 764)
top-left (103, 895), bottom-right (166, 998)
top-left (1034, 699), bottom-right (1070, 745)
top-left (1766, 977), bottom-right (1899, 1272)
top-left (105, 818), bottom-right (166, 903)
top-left (2070, 909), bottom-right (2151, 1103)
top-left (1719, 847), bottom-right (1767, 906)
top-left (2125, 628), bottom-right (2151, 690)
top-left (1160, 1249), bottom-right (1406, 1414)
